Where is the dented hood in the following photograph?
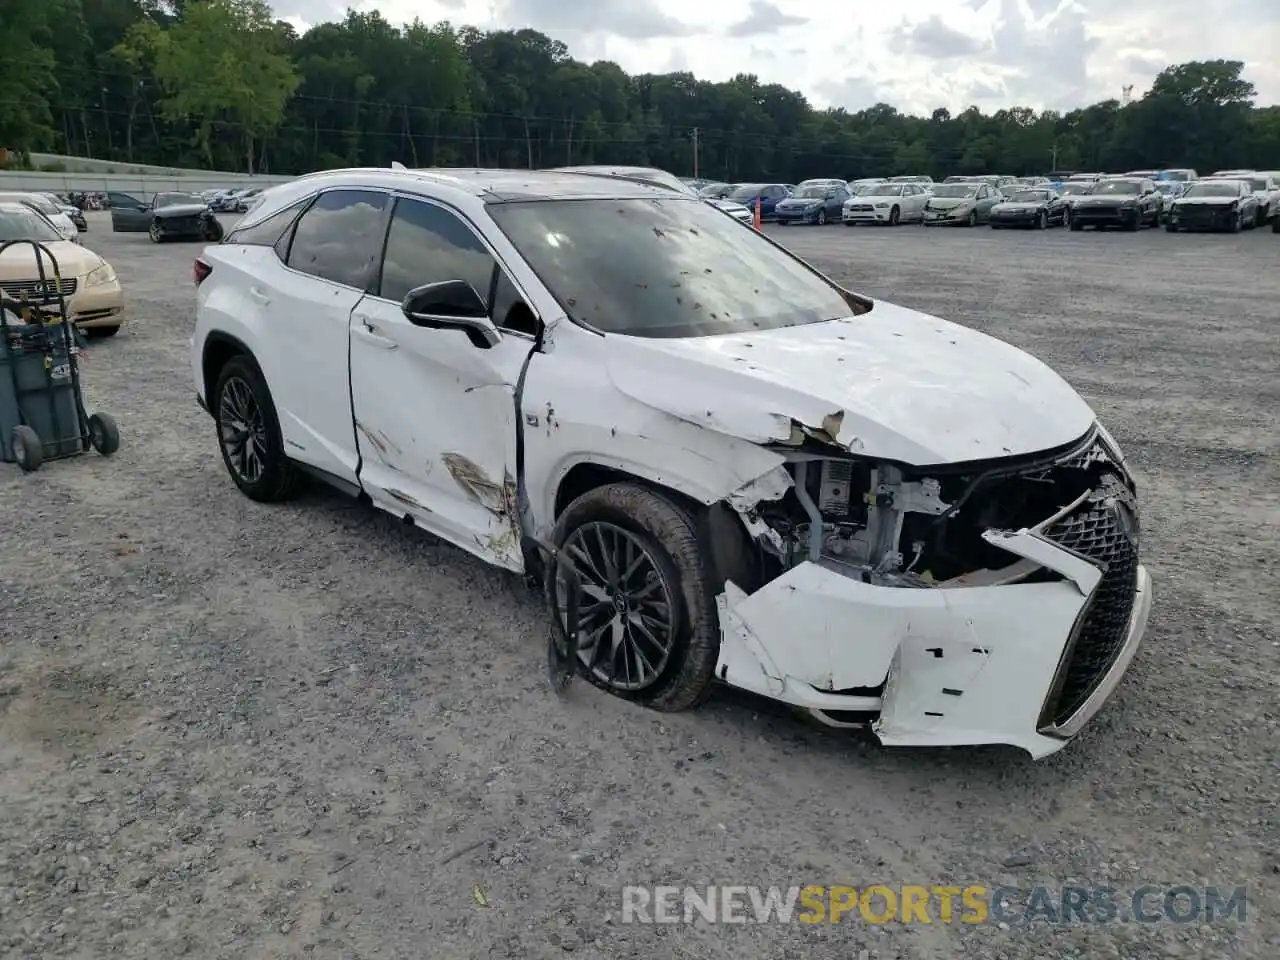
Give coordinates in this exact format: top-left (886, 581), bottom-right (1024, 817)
top-left (605, 301), bottom-right (1096, 465)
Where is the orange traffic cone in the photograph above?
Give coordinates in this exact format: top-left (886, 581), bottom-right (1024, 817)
top-left (753, 197), bottom-right (763, 229)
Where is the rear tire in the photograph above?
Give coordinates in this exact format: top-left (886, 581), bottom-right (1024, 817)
top-left (10, 424), bottom-right (42, 472)
top-left (549, 482), bottom-right (719, 712)
top-left (212, 354), bottom-right (301, 502)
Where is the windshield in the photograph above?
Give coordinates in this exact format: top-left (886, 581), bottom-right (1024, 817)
top-left (1248, 178), bottom-right (1269, 191)
top-left (1092, 180), bottom-right (1141, 195)
top-left (1006, 190), bottom-right (1049, 203)
top-left (1061, 183), bottom-right (1090, 195)
top-left (698, 183), bottom-right (731, 198)
top-left (728, 184), bottom-right (763, 200)
top-left (930, 184), bottom-right (976, 198)
top-left (0, 207), bottom-right (62, 243)
top-left (1154, 182), bottom-right (1180, 194)
top-left (155, 193), bottom-right (202, 208)
top-left (792, 185), bottom-right (829, 199)
top-left (866, 184), bottom-right (903, 196)
top-left (15, 194), bottom-right (60, 215)
top-left (1183, 182), bottom-right (1239, 198)
top-left (489, 197), bottom-right (852, 338)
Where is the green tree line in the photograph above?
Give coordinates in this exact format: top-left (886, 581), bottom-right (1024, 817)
top-left (2, 0), bottom-right (1278, 179)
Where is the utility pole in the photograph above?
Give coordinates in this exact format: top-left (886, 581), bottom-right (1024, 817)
top-left (691, 127), bottom-right (699, 179)
top-left (1051, 143), bottom-right (1058, 170)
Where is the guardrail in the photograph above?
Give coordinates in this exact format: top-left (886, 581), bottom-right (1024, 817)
top-left (0, 171), bottom-right (295, 194)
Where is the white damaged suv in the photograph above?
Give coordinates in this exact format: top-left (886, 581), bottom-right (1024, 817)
top-left (191, 167), bottom-right (1152, 758)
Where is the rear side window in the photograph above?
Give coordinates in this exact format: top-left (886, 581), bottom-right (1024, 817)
top-left (225, 199), bottom-right (309, 248)
top-left (286, 190), bottom-right (388, 289)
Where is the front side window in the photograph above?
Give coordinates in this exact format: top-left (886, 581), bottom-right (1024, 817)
top-left (488, 196), bottom-right (853, 339)
top-left (286, 190), bottom-right (388, 289)
top-left (377, 198), bottom-right (495, 305)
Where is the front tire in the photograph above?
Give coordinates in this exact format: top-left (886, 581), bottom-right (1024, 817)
top-left (549, 482), bottom-right (719, 712)
top-left (212, 355), bottom-right (301, 502)
top-left (966, 210), bottom-right (977, 227)
top-left (1036, 210), bottom-right (1047, 230)
top-left (148, 221), bottom-right (163, 243)
top-left (888, 206), bottom-right (900, 226)
top-left (816, 209), bottom-right (827, 225)
top-left (203, 218), bottom-right (224, 242)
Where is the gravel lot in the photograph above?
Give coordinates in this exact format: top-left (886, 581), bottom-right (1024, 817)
top-left (1, 211), bottom-right (1277, 960)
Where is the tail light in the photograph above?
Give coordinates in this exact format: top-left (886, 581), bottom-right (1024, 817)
top-left (193, 258), bottom-right (211, 286)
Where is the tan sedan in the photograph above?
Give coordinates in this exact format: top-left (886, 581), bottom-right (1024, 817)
top-left (0, 201), bottom-right (124, 337)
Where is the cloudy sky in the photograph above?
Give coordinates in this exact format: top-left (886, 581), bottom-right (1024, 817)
top-left (273, 0), bottom-right (1279, 115)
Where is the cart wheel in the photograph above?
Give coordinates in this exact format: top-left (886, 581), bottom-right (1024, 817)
top-left (88, 413), bottom-right (120, 456)
top-left (10, 425), bottom-right (42, 472)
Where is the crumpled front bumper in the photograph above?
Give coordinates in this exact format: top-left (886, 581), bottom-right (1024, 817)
top-left (715, 526), bottom-right (1152, 759)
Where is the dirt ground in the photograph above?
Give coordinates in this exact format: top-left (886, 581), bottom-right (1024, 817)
top-left (1, 211), bottom-right (1276, 960)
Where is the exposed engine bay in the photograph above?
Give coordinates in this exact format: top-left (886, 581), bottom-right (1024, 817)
top-left (744, 427), bottom-right (1136, 589)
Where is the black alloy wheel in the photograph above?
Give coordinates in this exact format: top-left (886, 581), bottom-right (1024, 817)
top-left (558, 521), bottom-right (678, 693)
top-left (218, 375), bottom-right (268, 485)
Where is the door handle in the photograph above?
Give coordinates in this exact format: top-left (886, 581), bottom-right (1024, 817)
top-left (248, 286), bottom-right (271, 305)
top-left (352, 325), bottom-right (397, 350)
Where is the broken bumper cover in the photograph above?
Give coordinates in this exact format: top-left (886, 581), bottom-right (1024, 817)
top-left (715, 530), bottom-right (1152, 759)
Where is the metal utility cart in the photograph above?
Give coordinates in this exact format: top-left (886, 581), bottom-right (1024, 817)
top-left (0, 239), bottom-right (119, 472)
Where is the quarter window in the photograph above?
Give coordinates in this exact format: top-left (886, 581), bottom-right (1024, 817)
top-left (226, 199), bottom-right (309, 249)
top-left (286, 190), bottom-right (388, 289)
top-left (377, 198), bottom-right (496, 306)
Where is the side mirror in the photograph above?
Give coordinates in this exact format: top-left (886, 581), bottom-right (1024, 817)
top-left (401, 280), bottom-right (500, 349)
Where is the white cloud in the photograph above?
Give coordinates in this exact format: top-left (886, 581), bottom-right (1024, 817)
top-left (273, 0), bottom-right (1280, 113)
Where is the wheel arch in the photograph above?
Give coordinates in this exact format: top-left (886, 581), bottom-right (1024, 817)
top-left (549, 459), bottom-right (765, 596)
top-left (201, 331), bottom-right (256, 401)
top-left (553, 460), bottom-right (704, 521)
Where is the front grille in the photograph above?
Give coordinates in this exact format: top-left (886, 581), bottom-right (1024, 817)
top-left (1040, 477), bottom-right (1140, 727)
top-left (0, 277), bottom-right (78, 302)
top-left (850, 204), bottom-right (874, 212)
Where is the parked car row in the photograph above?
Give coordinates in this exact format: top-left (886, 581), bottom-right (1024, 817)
top-left (685, 168), bottom-right (1280, 235)
top-left (200, 187), bottom-right (265, 213)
